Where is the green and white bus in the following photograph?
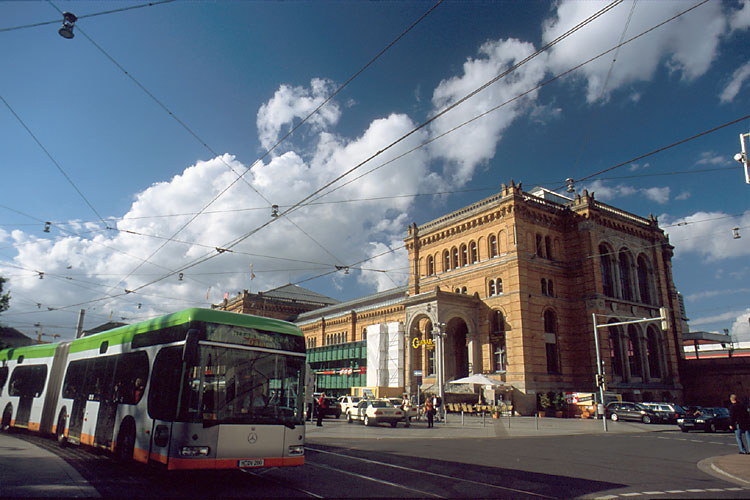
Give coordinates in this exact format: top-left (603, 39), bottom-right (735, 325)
top-left (0, 308), bottom-right (306, 470)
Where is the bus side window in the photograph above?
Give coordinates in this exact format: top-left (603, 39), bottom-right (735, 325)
top-left (149, 347), bottom-right (183, 421)
top-left (112, 351), bottom-right (149, 405)
top-left (0, 366), bottom-right (8, 397)
top-left (8, 365), bottom-right (48, 398)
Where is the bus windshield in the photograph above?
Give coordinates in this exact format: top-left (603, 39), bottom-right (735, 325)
top-left (182, 345), bottom-right (305, 428)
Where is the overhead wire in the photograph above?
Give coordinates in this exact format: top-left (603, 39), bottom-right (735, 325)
top-left (42, 0), bottom-right (444, 295)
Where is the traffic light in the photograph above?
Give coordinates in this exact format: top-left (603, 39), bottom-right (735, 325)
top-left (659, 307), bottom-right (670, 331)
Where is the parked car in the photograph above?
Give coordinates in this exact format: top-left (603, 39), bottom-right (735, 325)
top-left (605, 401), bottom-right (659, 424)
top-left (347, 399), bottom-right (404, 427)
top-left (388, 397), bottom-right (418, 421)
top-left (314, 396), bottom-right (341, 419)
top-left (641, 402), bottom-right (686, 424)
top-left (677, 407), bottom-right (731, 433)
top-left (338, 395), bottom-right (362, 415)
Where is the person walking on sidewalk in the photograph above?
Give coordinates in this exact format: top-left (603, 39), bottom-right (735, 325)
top-left (729, 394), bottom-right (750, 454)
top-left (316, 393), bottom-right (327, 427)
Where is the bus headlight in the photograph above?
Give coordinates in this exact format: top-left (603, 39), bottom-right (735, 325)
top-left (288, 445), bottom-right (304, 456)
top-left (180, 446), bottom-right (210, 457)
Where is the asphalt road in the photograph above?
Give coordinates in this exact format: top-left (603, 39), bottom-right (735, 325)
top-left (8, 419), bottom-right (750, 498)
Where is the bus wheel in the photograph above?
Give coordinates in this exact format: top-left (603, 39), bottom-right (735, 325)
top-left (114, 421), bottom-right (135, 463)
top-left (1, 404), bottom-right (12, 432)
top-left (56, 410), bottom-right (67, 447)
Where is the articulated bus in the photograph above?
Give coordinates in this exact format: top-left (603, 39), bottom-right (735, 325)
top-left (0, 308), bottom-right (306, 470)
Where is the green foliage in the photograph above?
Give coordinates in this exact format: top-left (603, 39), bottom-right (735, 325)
top-left (539, 392), bottom-right (552, 409)
top-left (553, 392), bottom-right (566, 411)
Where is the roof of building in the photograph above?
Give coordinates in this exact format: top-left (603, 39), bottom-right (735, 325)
top-left (261, 283), bottom-right (339, 306)
top-left (295, 286), bottom-right (408, 325)
top-left (0, 326), bottom-right (34, 348)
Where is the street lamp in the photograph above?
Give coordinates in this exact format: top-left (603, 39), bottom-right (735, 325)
top-left (58, 12), bottom-right (78, 39)
top-left (434, 322), bottom-right (447, 423)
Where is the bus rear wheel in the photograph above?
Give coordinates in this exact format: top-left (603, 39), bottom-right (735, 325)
top-left (1, 404), bottom-right (12, 432)
top-left (114, 421), bottom-right (135, 463)
top-left (56, 410), bottom-right (67, 447)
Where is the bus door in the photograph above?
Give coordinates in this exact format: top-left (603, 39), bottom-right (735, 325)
top-left (67, 397), bottom-right (86, 444)
top-left (93, 356), bottom-right (118, 449)
top-left (8, 365), bottom-right (48, 429)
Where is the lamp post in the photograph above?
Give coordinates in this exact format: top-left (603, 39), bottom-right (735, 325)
top-left (434, 322), bottom-right (447, 423)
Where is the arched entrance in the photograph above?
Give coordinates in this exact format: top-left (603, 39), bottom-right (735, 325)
top-left (407, 315), bottom-right (433, 394)
top-left (446, 317), bottom-right (469, 381)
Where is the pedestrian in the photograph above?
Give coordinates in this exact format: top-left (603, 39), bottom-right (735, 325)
top-left (425, 397), bottom-right (435, 428)
top-left (316, 393), bottom-right (327, 427)
top-left (401, 394), bottom-right (411, 428)
top-left (433, 395), bottom-right (442, 422)
top-left (729, 394), bottom-right (750, 454)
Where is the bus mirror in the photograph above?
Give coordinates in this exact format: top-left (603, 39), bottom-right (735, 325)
top-left (183, 329), bottom-right (201, 364)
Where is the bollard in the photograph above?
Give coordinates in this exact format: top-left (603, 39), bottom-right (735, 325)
top-left (461, 410), bottom-right (464, 425)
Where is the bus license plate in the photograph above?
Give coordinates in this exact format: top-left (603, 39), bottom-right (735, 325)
top-left (238, 459), bottom-right (264, 468)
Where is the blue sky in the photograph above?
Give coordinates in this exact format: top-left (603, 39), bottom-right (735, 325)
top-left (1, 0), bottom-right (748, 343)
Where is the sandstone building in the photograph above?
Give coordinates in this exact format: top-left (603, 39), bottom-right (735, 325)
top-left (225, 182), bottom-right (686, 415)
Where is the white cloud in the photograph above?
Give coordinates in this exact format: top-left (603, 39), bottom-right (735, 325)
top-left (662, 210), bottom-right (750, 261)
top-left (675, 191), bottom-right (691, 201)
top-left (428, 38), bottom-right (548, 185)
top-left (730, 0), bottom-right (750, 32)
top-left (642, 186), bottom-right (670, 204)
top-left (256, 78), bottom-right (341, 153)
top-left (685, 287), bottom-right (750, 302)
top-left (720, 60), bottom-right (750, 103)
top-left (696, 151), bottom-right (728, 165)
top-left (543, 0), bottom-right (726, 103)
top-left (730, 308), bottom-right (750, 342)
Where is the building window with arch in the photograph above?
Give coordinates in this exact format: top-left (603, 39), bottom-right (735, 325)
top-left (600, 244), bottom-right (615, 297)
top-left (637, 255), bottom-right (654, 305)
top-left (545, 235), bottom-right (553, 260)
top-left (426, 255), bottom-right (435, 276)
top-left (443, 250), bottom-right (450, 272)
top-left (608, 324), bottom-right (624, 378)
top-left (489, 234), bottom-right (498, 258)
top-left (470, 241), bottom-right (478, 263)
top-left (619, 250), bottom-right (635, 301)
top-left (362, 327), bottom-right (367, 341)
top-left (548, 279), bottom-right (554, 297)
top-left (544, 310), bottom-right (559, 373)
top-left (460, 244), bottom-right (468, 267)
top-left (488, 280), bottom-right (496, 296)
top-left (536, 234), bottom-right (544, 258)
top-left (455, 287), bottom-right (461, 294)
top-left (541, 278), bottom-right (547, 296)
top-left (646, 326), bottom-right (661, 378)
top-left (490, 310), bottom-right (506, 372)
top-left (451, 247), bottom-right (459, 269)
top-left (496, 278), bottom-right (503, 294)
top-left (461, 286), bottom-right (467, 294)
top-left (627, 325), bottom-right (642, 377)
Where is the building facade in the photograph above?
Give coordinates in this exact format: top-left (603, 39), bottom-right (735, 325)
top-left (227, 183), bottom-right (686, 415)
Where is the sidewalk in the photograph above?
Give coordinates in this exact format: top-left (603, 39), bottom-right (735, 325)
top-left (0, 432), bottom-right (99, 498)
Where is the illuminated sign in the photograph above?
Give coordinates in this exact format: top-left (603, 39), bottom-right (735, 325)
top-left (412, 337), bottom-right (434, 349)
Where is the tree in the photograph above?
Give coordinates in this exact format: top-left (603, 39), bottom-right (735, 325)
top-left (0, 276), bottom-right (10, 314)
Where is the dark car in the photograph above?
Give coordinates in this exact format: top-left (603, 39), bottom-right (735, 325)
top-left (606, 401), bottom-right (659, 424)
top-left (641, 402), bottom-right (686, 424)
top-left (678, 407), bottom-right (730, 433)
top-left (314, 397), bottom-right (342, 419)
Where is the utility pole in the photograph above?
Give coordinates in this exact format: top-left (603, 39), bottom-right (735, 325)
top-left (735, 132), bottom-right (750, 184)
top-left (592, 309), bottom-right (670, 432)
top-left (434, 322), bottom-right (447, 423)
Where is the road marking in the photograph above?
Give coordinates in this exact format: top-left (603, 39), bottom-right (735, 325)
top-left (621, 493), bottom-right (642, 497)
top-left (642, 491), bottom-right (664, 495)
top-left (306, 446), bottom-right (556, 499)
top-left (685, 489), bottom-right (707, 492)
top-left (664, 490), bottom-right (685, 494)
top-left (710, 463), bottom-right (750, 485)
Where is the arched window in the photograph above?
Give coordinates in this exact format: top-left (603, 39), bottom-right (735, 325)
top-left (637, 255), bottom-right (654, 305)
top-left (426, 255), bottom-right (434, 276)
top-left (608, 323), bottom-right (624, 377)
top-left (470, 241), bottom-right (478, 263)
top-left (541, 279), bottom-right (547, 296)
top-left (548, 280), bottom-right (554, 297)
top-left (443, 250), bottom-right (451, 272)
top-left (496, 278), bottom-right (503, 294)
top-left (627, 325), bottom-right (642, 377)
top-left (599, 244), bottom-right (615, 297)
top-left (460, 244), bottom-right (468, 267)
top-left (545, 236), bottom-right (553, 260)
top-left (646, 326), bottom-right (661, 378)
top-left (488, 280), bottom-right (496, 296)
top-left (490, 310), bottom-right (506, 372)
top-left (451, 247), bottom-right (459, 269)
top-left (536, 234), bottom-right (544, 257)
top-left (461, 286), bottom-right (467, 294)
top-left (544, 310), bottom-right (559, 373)
top-left (619, 250), bottom-right (634, 301)
top-left (362, 327), bottom-right (367, 341)
top-left (489, 235), bottom-right (498, 258)
top-left (455, 288), bottom-right (461, 294)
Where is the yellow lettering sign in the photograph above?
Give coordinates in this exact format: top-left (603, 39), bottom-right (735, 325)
top-left (412, 337), bottom-right (435, 349)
